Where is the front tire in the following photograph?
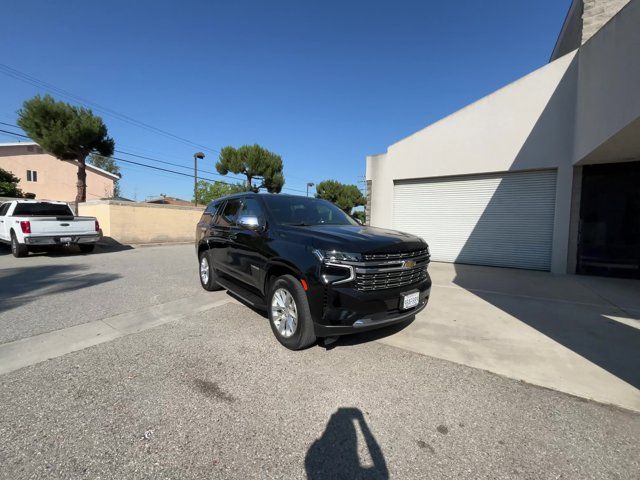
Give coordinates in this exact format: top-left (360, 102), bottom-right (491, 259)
top-left (268, 275), bottom-right (316, 350)
top-left (199, 250), bottom-right (222, 291)
top-left (10, 233), bottom-right (28, 258)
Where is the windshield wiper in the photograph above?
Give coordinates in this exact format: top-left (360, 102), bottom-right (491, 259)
top-left (286, 222), bottom-right (312, 226)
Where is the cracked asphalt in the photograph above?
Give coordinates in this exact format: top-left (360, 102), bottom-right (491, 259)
top-left (0, 244), bottom-right (639, 479)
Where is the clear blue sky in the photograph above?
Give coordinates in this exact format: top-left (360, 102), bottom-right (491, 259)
top-left (0, 0), bottom-right (570, 201)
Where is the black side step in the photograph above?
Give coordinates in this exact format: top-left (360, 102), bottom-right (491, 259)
top-left (216, 276), bottom-right (267, 310)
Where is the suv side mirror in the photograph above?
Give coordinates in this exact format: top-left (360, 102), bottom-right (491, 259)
top-left (237, 215), bottom-right (262, 230)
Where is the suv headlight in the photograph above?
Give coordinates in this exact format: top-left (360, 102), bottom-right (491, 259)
top-left (312, 249), bottom-right (361, 263)
top-left (312, 249), bottom-right (358, 285)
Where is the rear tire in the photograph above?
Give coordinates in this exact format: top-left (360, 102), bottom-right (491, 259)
top-left (268, 274), bottom-right (316, 350)
top-left (199, 250), bottom-right (222, 291)
top-left (79, 244), bottom-right (95, 253)
top-left (10, 232), bottom-right (28, 258)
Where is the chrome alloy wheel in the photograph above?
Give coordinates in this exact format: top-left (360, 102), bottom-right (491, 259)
top-left (200, 256), bottom-right (210, 284)
top-left (271, 288), bottom-right (298, 338)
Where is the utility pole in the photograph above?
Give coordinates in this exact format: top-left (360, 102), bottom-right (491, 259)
top-left (306, 182), bottom-right (314, 197)
top-left (193, 152), bottom-right (205, 206)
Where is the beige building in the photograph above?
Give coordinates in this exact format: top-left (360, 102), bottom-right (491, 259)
top-left (366, 0), bottom-right (639, 277)
top-left (0, 142), bottom-right (119, 202)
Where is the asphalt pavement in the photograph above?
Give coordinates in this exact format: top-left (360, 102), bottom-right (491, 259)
top-left (0, 244), bottom-right (638, 479)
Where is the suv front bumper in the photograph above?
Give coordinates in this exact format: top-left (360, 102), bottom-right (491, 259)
top-left (313, 275), bottom-right (431, 336)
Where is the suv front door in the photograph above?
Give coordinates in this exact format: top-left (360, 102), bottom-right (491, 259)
top-left (227, 197), bottom-right (269, 289)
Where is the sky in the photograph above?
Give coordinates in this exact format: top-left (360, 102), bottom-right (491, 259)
top-left (0, 0), bottom-right (570, 201)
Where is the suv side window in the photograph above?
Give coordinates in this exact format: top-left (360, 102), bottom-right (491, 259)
top-left (218, 199), bottom-right (241, 227)
top-left (0, 203), bottom-right (8, 216)
top-left (238, 198), bottom-right (266, 227)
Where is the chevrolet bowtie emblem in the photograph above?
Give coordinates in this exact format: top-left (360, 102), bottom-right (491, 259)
top-left (403, 260), bottom-right (416, 269)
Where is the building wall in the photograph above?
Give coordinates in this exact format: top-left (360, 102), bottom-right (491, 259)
top-left (551, 0), bottom-right (632, 60)
top-left (366, 51), bottom-right (579, 273)
top-left (574, 0), bottom-right (640, 165)
top-left (0, 146), bottom-right (115, 201)
top-left (79, 200), bottom-right (203, 244)
top-left (366, 0), bottom-right (639, 274)
top-left (582, 0), bottom-right (631, 43)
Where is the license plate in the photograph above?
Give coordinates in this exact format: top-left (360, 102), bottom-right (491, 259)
top-left (60, 237), bottom-right (72, 243)
top-left (401, 291), bottom-right (420, 310)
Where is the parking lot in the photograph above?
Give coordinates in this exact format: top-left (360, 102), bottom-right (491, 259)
top-left (1, 244), bottom-right (639, 479)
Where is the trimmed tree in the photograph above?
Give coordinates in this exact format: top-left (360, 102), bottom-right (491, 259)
top-left (0, 167), bottom-right (25, 197)
top-left (216, 144), bottom-right (284, 193)
top-left (0, 168), bottom-right (35, 199)
top-left (88, 153), bottom-right (122, 197)
top-left (18, 94), bottom-right (115, 210)
top-left (315, 180), bottom-right (365, 214)
top-left (194, 180), bottom-right (246, 204)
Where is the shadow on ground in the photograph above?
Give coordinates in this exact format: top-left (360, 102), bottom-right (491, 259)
top-left (225, 289), bottom-right (415, 350)
top-left (452, 264), bottom-right (640, 390)
top-left (327, 317), bottom-right (415, 349)
top-left (0, 237), bottom-right (132, 258)
top-left (0, 264), bottom-right (120, 313)
top-left (305, 407), bottom-right (388, 480)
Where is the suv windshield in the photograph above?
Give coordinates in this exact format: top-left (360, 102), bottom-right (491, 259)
top-left (13, 202), bottom-right (74, 217)
top-left (262, 195), bottom-right (357, 226)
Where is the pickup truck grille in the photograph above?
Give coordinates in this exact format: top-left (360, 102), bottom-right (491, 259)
top-left (355, 264), bottom-right (428, 291)
top-left (361, 248), bottom-right (429, 262)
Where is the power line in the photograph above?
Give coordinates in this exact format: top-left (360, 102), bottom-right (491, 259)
top-left (0, 127), bottom-right (308, 194)
top-left (0, 64), bottom-right (220, 154)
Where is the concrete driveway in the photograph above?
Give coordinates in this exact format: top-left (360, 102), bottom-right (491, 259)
top-left (0, 244), bottom-right (639, 478)
top-left (379, 262), bottom-right (640, 412)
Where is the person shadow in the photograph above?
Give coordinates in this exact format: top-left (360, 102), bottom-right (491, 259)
top-left (305, 408), bottom-right (389, 480)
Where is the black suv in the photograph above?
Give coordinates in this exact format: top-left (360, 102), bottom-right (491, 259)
top-left (196, 193), bottom-right (431, 349)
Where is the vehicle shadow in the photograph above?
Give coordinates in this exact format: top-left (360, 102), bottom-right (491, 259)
top-left (226, 289), bottom-right (415, 350)
top-left (305, 407), bottom-right (389, 480)
top-left (25, 237), bottom-right (134, 257)
top-left (325, 317), bottom-right (415, 349)
top-left (0, 264), bottom-right (120, 313)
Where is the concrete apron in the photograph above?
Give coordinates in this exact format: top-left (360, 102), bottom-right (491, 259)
top-left (377, 262), bottom-right (640, 412)
top-left (0, 291), bottom-right (236, 376)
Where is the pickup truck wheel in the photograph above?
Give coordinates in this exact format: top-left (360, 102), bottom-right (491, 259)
top-left (199, 250), bottom-right (222, 291)
top-left (268, 275), bottom-right (316, 350)
top-left (10, 232), bottom-right (29, 258)
top-left (79, 244), bottom-right (95, 253)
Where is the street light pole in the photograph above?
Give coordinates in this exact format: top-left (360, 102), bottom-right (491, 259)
top-left (306, 182), bottom-right (314, 197)
top-left (194, 152), bottom-right (205, 206)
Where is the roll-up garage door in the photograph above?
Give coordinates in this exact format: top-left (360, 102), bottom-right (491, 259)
top-left (393, 170), bottom-right (557, 270)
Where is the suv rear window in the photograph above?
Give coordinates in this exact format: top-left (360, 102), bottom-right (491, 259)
top-left (12, 202), bottom-right (74, 217)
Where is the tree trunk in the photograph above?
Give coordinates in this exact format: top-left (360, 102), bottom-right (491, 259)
top-left (246, 174), bottom-right (253, 191)
top-left (75, 155), bottom-right (87, 214)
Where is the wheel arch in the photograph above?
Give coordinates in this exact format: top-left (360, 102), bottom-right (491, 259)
top-left (263, 260), bottom-right (304, 295)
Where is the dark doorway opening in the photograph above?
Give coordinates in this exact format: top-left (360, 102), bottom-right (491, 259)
top-left (577, 161), bottom-right (640, 278)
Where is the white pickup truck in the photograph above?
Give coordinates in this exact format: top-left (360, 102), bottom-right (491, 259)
top-left (0, 200), bottom-right (101, 257)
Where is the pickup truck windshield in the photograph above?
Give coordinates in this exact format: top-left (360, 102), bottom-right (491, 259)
top-left (262, 196), bottom-right (357, 226)
top-left (13, 202), bottom-right (74, 217)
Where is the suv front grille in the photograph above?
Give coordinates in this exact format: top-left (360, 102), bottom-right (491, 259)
top-left (355, 265), bottom-right (428, 291)
top-left (361, 248), bottom-right (429, 262)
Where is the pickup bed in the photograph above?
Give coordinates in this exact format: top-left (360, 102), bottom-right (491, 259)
top-left (0, 200), bottom-right (101, 257)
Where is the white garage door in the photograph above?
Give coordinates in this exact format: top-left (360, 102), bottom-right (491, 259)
top-left (393, 170), bottom-right (557, 270)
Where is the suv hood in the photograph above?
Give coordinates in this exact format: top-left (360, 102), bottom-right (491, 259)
top-left (280, 224), bottom-right (426, 254)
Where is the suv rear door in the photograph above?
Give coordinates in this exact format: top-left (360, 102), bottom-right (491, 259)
top-left (211, 198), bottom-right (242, 274)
